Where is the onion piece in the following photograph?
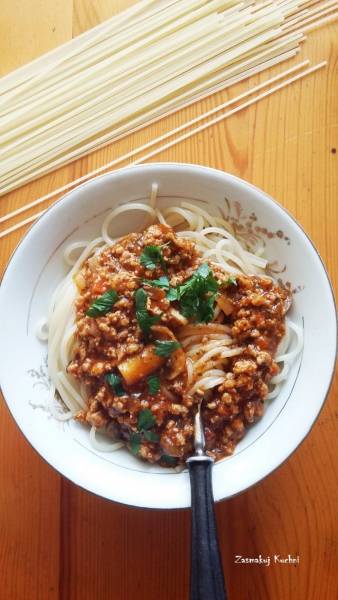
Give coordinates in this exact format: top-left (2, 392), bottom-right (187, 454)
top-left (217, 294), bottom-right (234, 316)
top-left (151, 325), bottom-right (186, 380)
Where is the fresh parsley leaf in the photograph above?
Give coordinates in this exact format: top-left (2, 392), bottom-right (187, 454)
top-left (137, 408), bottom-right (156, 431)
top-left (130, 409), bottom-right (159, 453)
top-left (134, 288), bottom-right (161, 333)
top-left (226, 276), bottom-right (237, 286)
top-left (86, 289), bottom-right (118, 317)
top-left (166, 287), bottom-right (179, 301)
top-left (130, 432), bottom-right (141, 454)
top-left (173, 264), bottom-right (219, 323)
top-left (196, 263), bottom-right (210, 278)
top-left (161, 454), bottom-right (177, 466)
top-left (140, 245), bottom-right (166, 270)
top-left (154, 340), bottom-right (181, 357)
top-left (144, 430), bottom-right (160, 443)
top-left (142, 276), bottom-right (169, 290)
top-left (105, 373), bottom-right (125, 396)
top-left (147, 375), bottom-right (160, 395)
top-left (130, 424), bottom-right (159, 452)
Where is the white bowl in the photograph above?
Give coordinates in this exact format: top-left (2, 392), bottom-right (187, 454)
top-left (0, 163), bottom-right (336, 509)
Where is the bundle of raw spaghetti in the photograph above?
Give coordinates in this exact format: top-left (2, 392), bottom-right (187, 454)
top-left (0, 0), bottom-right (337, 195)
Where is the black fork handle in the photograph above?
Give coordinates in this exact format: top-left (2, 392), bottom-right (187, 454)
top-left (188, 456), bottom-right (227, 600)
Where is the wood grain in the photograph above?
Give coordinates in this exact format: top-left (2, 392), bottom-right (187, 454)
top-left (0, 2), bottom-right (337, 599)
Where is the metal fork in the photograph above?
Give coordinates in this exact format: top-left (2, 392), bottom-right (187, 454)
top-left (187, 400), bottom-right (227, 600)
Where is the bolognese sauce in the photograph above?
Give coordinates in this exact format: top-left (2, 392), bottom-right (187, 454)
top-left (67, 224), bottom-right (290, 465)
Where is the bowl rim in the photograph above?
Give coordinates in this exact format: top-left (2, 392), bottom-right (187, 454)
top-left (0, 162), bottom-right (337, 509)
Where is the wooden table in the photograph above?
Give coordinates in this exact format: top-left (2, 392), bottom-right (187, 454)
top-left (0, 2), bottom-right (337, 599)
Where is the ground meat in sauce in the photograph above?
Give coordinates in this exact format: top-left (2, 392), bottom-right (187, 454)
top-left (68, 224), bottom-right (290, 466)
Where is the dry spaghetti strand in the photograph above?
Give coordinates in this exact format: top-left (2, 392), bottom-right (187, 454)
top-left (0, 60), bottom-right (326, 240)
top-left (0, 0), bottom-right (336, 195)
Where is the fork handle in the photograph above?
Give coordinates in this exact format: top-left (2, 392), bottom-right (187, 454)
top-left (188, 456), bottom-right (227, 600)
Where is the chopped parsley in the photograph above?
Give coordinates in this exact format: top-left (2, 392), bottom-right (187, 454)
top-left (142, 275), bottom-right (170, 290)
top-left (130, 432), bottom-right (141, 455)
top-left (226, 276), bottom-right (237, 286)
top-left (161, 454), bottom-right (177, 466)
top-left (134, 288), bottom-right (160, 334)
top-left (144, 430), bottom-right (160, 442)
top-left (140, 245), bottom-right (166, 270)
top-left (167, 264), bottom-right (219, 323)
top-left (147, 375), bottom-right (160, 395)
top-left (86, 289), bottom-right (118, 317)
top-left (130, 408), bottom-right (159, 454)
top-left (154, 339), bottom-right (181, 357)
top-left (137, 408), bottom-right (156, 430)
top-left (166, 287), bottom-right (178, 301)
top-left (105, 372), bottom-right (125, 396)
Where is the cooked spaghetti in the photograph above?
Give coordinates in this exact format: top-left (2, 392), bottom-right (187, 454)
top-left (39, 187), bottom-right (302, 466)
